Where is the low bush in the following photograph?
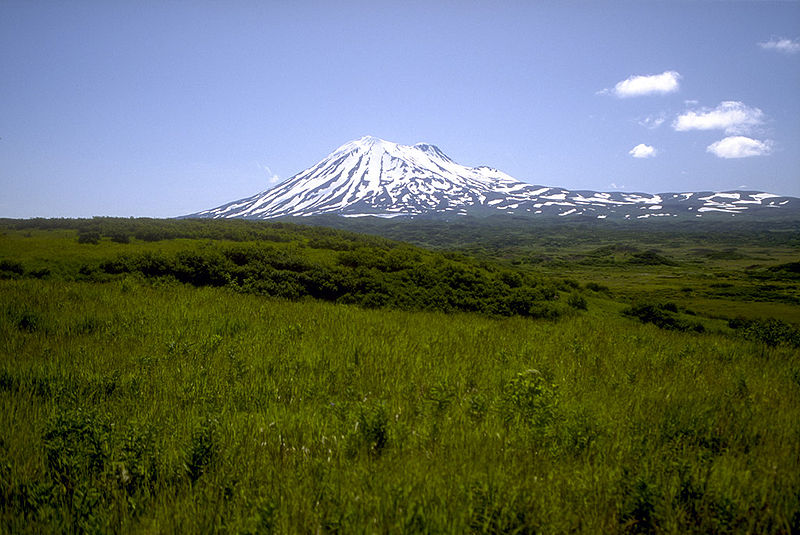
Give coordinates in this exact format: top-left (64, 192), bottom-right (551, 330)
top-left (728, 317), bottom-right (800, 347)
top-left (623, 302), bottom-right (704, 332)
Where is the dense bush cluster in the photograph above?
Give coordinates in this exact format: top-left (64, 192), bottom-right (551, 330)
top-left (0, 259), bottom-right (49, 280)
top-left (758, 261), bottom-right (800, 281)
top-left (728, 317), bottom-right (800, 347)
top-left (90, 243), bottom-right (563, 318)
top-left (622, 302), bottom-right (705, 332)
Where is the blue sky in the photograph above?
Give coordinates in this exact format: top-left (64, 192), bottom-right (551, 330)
top-left (1, 1), bottom-right (799, 218)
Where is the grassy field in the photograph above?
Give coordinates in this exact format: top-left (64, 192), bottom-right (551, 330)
top-left (1, 219), bottom-right (799, 533)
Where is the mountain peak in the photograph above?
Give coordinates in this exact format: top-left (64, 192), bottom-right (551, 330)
top-left (333, 135), bottom-right (393, 154)
top-left (356, 135), bottom-right (386, 145)
top-left (334, 136), bottom-right (455, 163)
top-left (189, 137), bottom-right (799, 220)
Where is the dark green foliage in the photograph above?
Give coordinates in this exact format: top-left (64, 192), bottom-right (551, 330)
top-left (76, 230), bottom-right (101, 245)
top-left (771, 261), bottom-right (800, 274)
top-left (5, 304), bottom-right (44, 333)
top-left (627, 250), bottom-right (676, 266)
top-left (186, 418), bottom-right (218, 483)
top-left (620, 477), bottom-right (656, 534)
top-left (296, 215), bottom-right (800, 251)
top-left (567, 291), bottom-right (588, 310)
top-left (109, 232), bottom-right (130, 244)
top-left (585, 281), bottom-right (610, 293)
top-left (757, 261), bottom-right (800, 281)
top-left (92, 242), bottom-right (562, 318)
top-left (118, 424), bottom-right (159, 495)
top-left (0, 259), bottom-right (24, 278)
top-left (728, 317), bottom-right (800, 347)
top-left (2, 216), bottom-right (379, 245)
top-left (623, 302), bottom-right (705, 332)
top-left (44, 409), bottom-right (111, 493)
top-left (500, 369), bottom-right (558, 429)
top-left (356, 402), bottom-right (389, 455)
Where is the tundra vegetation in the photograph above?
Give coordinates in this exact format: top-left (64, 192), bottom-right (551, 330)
top-left (1, 217), bottom-right (798, 533)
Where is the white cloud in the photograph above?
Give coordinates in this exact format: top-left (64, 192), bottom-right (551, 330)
top-left (706, 136), bottom-right (773, 158)
top-left (673, 101), bottom-right (764, 134)
top-left (759, 37), bottom-right (800, 54)
top-left (629, 144), bottom-right (657, 158)
top-left (638, 113), bottom-right (666, 129)
top-left (609, 71), bottom-right (681, 97)
top-left (258, 163), bottom-right (282, 185)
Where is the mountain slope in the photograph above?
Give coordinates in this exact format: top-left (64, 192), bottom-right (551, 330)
top-left (189, 136), bottom-right (799, 220)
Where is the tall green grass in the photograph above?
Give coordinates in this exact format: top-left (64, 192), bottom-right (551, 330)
top-left (2, 277), bottom-right (799, 533)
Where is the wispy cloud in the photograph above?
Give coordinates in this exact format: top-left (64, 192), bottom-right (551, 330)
top-left (603, 71), bottom-right (681, 98)
top-left (706, 136), bottom-right (773, 158)
top-left (258, 163), bottom-right (282, 186)
top-left (673, 101), bottom-right (764, 135)
top-left (629, 144), bottom-right (657, 158)
top-left (638, 113), bottom-right (666, 129)
top-left (759, 37), bottom-right (800, 54)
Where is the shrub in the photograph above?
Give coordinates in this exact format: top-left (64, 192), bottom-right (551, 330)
top-left (500, 369), bottom-right (558, 428)
top-left (109, 232), bottom-right (130, 244)
top-left (0, 259), bottom-right (24, 278)
top-left (619, 477), bottom-right (657, 534)
top-left (43, 408), bottom-right (111, 494)
top-left (567, 292), bottom-right (588, 310)
top-left (585, 281), bottom-right (609, 293)
top-left (6, 306), bottom-right (43, 332)
top-left (623, 302), bottom-right (704, 333)
top-left (348, 401), bottom-right (390, 457)
top-left (185, 418), bottom-right (218, 484)
top-left (77, 230), bottom-right (101, 244)
top-left (728, 317), bottom-right (800, 348)
top-left (627, 250), bottom-right (676, 266)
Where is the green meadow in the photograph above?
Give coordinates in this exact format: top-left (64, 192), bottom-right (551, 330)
top-left (1, 218), bottom-right (799, 533)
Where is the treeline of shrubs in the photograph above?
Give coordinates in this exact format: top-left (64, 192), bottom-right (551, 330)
top-left (2, 217), bottom-right (389, 250)
top-left (305, 215), bottom-right (800, 251)
top-left (83, 243), bottom-right (572, 318)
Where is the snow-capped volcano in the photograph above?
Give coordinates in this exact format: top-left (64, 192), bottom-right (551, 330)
top-left (193, 136), bottom-right (531, 218)
top-left (189, 136), bottom-right (798, 220)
